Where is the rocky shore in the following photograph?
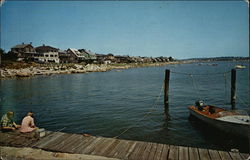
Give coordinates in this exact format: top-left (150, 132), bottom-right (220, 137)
top-left (0, 62), bottom-right (180, 79)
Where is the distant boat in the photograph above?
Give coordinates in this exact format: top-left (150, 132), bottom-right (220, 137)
top-left (235, 65), bottom-right (246, 69)
top-left (188, 101), bottom-right (250, 139)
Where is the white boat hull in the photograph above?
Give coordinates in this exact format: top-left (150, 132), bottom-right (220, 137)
top-left (189, 108), bottom-right (250, 139)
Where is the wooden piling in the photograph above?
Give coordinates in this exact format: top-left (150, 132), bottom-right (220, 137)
top-left (164, 69), bottom-right (170, 114)
top-left (231, 69), bottom-right (236, 110)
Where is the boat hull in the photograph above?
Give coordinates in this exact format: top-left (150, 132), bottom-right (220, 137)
top-left (189, 108), bottom-right (250, 139)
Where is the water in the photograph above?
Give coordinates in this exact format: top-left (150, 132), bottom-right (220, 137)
top-left (0, 61), bottom-right (249, 152)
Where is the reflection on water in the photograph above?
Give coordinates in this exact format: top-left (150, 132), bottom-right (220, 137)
top-left (0, 61), bottom-right (249, 152)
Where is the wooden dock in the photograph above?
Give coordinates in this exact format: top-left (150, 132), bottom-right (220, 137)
top-left (0, 131), bottom-right (249, 160)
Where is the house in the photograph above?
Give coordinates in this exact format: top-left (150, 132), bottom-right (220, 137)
top-left (34, 45), bottom-right (60, 63)
top-left (59, 50), bottom-right (73, 63)
top-left (10, 42), bottom-right (36, 60)
top-left (66, 48), bottom-right (88, 63)
top-left (78, 49), bottom-right (97, 62)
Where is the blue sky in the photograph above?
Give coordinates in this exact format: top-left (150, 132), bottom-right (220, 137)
top-left (1, 1), bottom-right (249, 59)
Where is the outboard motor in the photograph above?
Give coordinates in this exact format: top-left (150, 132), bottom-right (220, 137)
top-left (195, 100), bottom-right (205, 111)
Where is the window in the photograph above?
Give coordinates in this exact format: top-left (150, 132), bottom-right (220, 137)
top-left (45, 55), bottom-right (49, 57)
top-left (50, 55), bottom-right (54, 57)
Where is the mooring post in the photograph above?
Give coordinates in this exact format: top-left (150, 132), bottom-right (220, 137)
top-left (231, 69), bottom-right (236, 110)
top-left (164, 69), bottom-right (170, 114)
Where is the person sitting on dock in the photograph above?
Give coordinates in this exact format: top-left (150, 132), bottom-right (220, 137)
top-left (0, 111), bottom-right (20, 131)
top-left (20, 111), bottom-right (38, 133)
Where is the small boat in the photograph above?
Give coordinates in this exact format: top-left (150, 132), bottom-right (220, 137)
top-left (235, 65), bottom-right (246, 69)
top-left (188, 101), bottom-right (250, 138)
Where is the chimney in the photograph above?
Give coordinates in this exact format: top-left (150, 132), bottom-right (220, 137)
top-left (43, 44), bottom-right (45, 46)
top-left (22, 42), bottom-right (24, 45)
top-left (30, 42), bottom-right (32, 45)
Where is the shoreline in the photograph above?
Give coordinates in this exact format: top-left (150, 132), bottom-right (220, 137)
top-left (0, 59), bottom-right (248, 80)
top-left (0, 61), bottom-right (182, 79)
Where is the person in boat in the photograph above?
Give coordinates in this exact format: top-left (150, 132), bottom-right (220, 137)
top-left (195, 100), bottom-right (205, 111)
top-left (20, 111), bottom-right (38, 133)
top-left (208, 106), bottom-right (216, 114)
top-left (0, 111), bottom-right (20, 131)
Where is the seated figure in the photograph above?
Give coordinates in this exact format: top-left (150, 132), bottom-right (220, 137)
top-left (0, 111), bottom-right (20, 131)
top-left (20, 111), bottom-right (38, 133)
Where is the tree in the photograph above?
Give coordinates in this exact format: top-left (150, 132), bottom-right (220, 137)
top-left (0, 48), bottom-right (5, 66)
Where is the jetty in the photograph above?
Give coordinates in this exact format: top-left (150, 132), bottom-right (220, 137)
top-left (0, 131), bottom-right (249, 160)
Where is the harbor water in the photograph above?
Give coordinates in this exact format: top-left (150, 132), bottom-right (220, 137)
top-left (0, 61), bottom-right (249, 152)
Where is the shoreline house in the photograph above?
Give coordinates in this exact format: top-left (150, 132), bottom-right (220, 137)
top-left (66, 48), bottom-right (88, 63)
top-left (10, 42), bottom-right (36, 61)
top-left (78, 49), bottom-right (97, 63)
top-left (34, 45), bottom-right (60, 63)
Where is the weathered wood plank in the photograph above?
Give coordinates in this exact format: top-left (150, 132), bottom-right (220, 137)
top-left (32, 132), bottom-right (58, 147)
top-left (83, 137), bottom-right (107, 155)
top-left (179, 146), bottom-right (189, 160)
top-left (68, 135), bottom-right (88, 153)
top-left (81, 137), bottom-right (103, 154)
top-left (34, 132), bottom-right (65, 148)
top-left (73, 136), bottom-right (97, 154)
top-left (116, 140), bottom-right (136, 159)
top-left (208, 149), bottom-right (221, 160)
top-left (168, 145), bottom-right (179, 160)
top-left (160, 144), bottom-right (169, 160)
top-left (133, 142), bottom-right (148, 160)
top-left (218, 151), bottom-right (232, 160)
top-left (102, 139), bottom-right (121, 157)
top-left (124, 141), bottom-right (137, 159)
top-left (90, 138), bottom-right (113, 155)
top-left (229, 152), bottom-right (244, 160)
top-left (141, 142), bottom-right (153, 160)
top-left (154, 144), bottom-right (164, 160)
top-left (240, 153), bottom-right (250, 159)
top-left (147, 142), bottom-right (158, 160)
top-left (128, 141), bottom-right (145, 160)
top-left (45, 133), bottom-right (74, 150)
top-left (93, 138), bottom-right (117, 156)
top-left (107, 140), bottom-right (128, 158)
top-left (198, 148), bottom-right (211, 160)
top-left (58, 134), bottom-right (83, 153)
top-left (189, 147), bottom-right (200, 160)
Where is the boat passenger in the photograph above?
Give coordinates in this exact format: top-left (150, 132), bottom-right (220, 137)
top-left (0, 111), bottom-right (20, 131)
top-left (20, 111), bottom-right (38, 133)
top-left (208, 106), bottom-right (216, 114)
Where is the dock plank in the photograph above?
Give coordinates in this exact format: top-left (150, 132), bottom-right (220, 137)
top-left (116, 140), bottom-right (136, 159)
top-left (107, 140), bottom-right (128, 158)
top-left (179, 146), bottom-right (189, 160)
top-left (83, 137), bottom-right (107, 154)
top-left (198, 148), bottom-right (211, 160)
top-left (58, 134), bottom-right (83, 153)
top-left (124, 141), bottom-right (137, 159)
top-left (208, 149), bottom-right (221, 160)
top-left (45, 133), bottom-right (74, 150)
top-left (81, 137), bottom-right (103, 154)
top-left (189, 147), bottom-right (200, 160)
top-left (240, 153), bottom-right (250, 159)
top-left (128, 141), bottom-right (146, 160)
top-left (160, 145), bottom-right (169, 160)
top-left (154, 143), bottom-right (164, 160)
top-left (141, 142), bottom-right (153, 160)
top-left (94, 138), bottom-right (117, 156)
top-left (133, 141), bottom-right (148, 160)
top-left (147, 142), bottom-right (158, 160)
top-left (168, 145), bottom-right (179, 160)
top-left (229, 152), bottom-right (244, 160)
top-left (74, 136), bottom-right (97, 154)
top-left (34, 132), bottom-right (65, 148)
top-left (68, 135), bottom-right (88, 153)
top-left (102, 139), bottom-right (121, 157)
top-left (218, 151), bottom-right (232, 160)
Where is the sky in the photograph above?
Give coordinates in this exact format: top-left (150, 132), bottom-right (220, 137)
top-left (0, 1), bottom-right (249, 59)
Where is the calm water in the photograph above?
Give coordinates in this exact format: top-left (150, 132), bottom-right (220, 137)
top-left (0, 61), bottom-right (249, 152)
